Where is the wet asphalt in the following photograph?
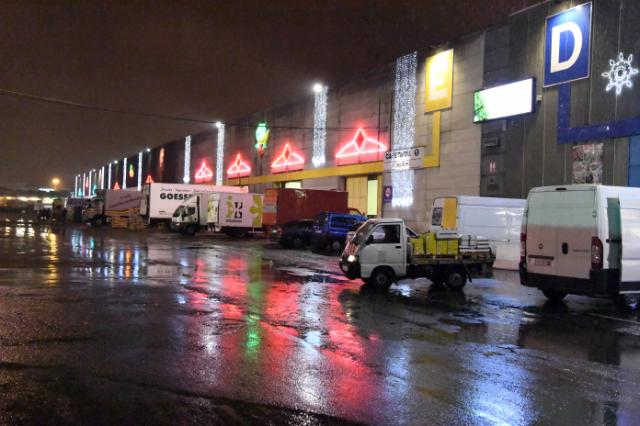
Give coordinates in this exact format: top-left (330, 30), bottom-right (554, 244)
top-left (0, 222), bottom-right (639, 425)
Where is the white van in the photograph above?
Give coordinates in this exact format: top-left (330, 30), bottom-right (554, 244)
top-left (519, 184), bottom-right (640, 310)
top-left (430, 196), bottom-right (525, 269)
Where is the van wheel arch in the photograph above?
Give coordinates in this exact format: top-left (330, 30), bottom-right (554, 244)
top-left (365, 266), bottom-right (395, 290)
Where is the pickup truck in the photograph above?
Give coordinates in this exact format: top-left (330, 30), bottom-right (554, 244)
top-left (340, 218), bottom-right (495, 290)
top-left (312, 212), bottom-right (367, 251)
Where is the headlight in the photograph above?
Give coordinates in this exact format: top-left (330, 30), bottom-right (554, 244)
top-left (347, 254), bottom-right (356, 263)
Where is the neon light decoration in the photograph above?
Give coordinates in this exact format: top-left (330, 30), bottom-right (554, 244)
top-left (255, 121), bottom-right (270, 156)
top-left (335, 128), bottom-right (387, 165)
top-left (227, 153), bottom-right (252, 178)
top-left (194, 160), bottom-right (214, 183)
top-left (113, 181), bottom-right (120, 190)
top-left (312, 85), bottom-right (328, 167)
top-left (122, 157), bottom-right (127, 189)
top-left (215, 122), bottom-right (225, 185)
top-left (602, 52), bottom-right (638, 95)
top-left (128, 163), bottom-right (135, 179)
top-left (271, 143), bottom-right (304, 173)
top-left (137, 151), bottom-right (143, 190)
top-left (145, 175), bottom-right (154, 184)
top-left (183, 136), bottom-right (191, 183)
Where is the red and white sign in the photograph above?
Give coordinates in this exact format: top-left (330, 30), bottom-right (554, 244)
top-left (227, 153), bottom-right (252, 178)
top-left (194, 160), bottom-right (213, 183)
top-left (336, 128), bottom-right (387, 165)
top-left (271, 143), bottom-right (304, 173)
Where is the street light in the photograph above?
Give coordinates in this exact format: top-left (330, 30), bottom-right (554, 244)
top-left (51, 177), bottom-right (60, 190)
top-left (312, 83), bottom-right (324, 93)
top-left (215, 121), bottom-right (223, 129)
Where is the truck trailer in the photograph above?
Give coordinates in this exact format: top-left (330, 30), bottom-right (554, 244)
top-left (171, 192), bottom-right (264, 237)
top-left (140, 183), bottom-right (247, 224)
top-left (82, 189), bottom-right (142, 227)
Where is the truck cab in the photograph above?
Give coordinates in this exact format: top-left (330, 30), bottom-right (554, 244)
top-left (341, 218), bottom-right (408, 287)
top-left (171, 195), bottom-right (201, 236)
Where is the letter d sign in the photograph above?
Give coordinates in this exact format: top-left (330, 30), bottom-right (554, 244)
top-left (544, 2), bottom-right (591, 87)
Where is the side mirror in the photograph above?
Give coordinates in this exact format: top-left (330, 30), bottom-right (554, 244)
top-left (366, 235), bottom-right (373, 245)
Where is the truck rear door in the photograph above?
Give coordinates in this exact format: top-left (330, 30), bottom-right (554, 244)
top-left (525, 191), bottom-right (559, 276)
top-left (619, 196), bottom-right (640, 292)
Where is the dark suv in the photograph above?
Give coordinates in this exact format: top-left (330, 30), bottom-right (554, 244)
top-left (271, 219), bottom-right (316, 248)
top-left (312, 212), bottom-right (367, 252)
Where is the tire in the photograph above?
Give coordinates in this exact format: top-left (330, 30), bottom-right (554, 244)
top-left (615, 294), bottom-right (640, 311)
top-left (330, 240), bottom-right (343, 253)
top-left (542, 289), bottom-right (567, 302)
top-left (292, 237), bottom-right (304, 249)
top-left (445, 267), bottom-right (467, 291)
top-left (367, 268), bottom-right (394, 290)
top-left (185, 224), bottom-right (198, 236)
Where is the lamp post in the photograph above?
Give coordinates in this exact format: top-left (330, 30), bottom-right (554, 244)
top-left (51, 177), bottom-right (60, 191)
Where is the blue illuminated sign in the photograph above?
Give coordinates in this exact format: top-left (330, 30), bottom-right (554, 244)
top-left (544, 2), bottom-right (592, 87)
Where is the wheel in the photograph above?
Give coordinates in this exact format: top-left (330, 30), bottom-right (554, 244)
top-left (292, 237), bottom-right (304, 249)
top-left (185, 224), bottom-right (198, 236)
top-left (542, 289), bottom-right (567, 302)
top-left (615, 294), bottom-right (640, 311)
top-left (92, 216), bottom-right (103, 227)
top-left (445, 267), bottom-right (467, 290)
top-left (367, 268), bottom-right (394, 290)
top-left (330, 240), bottom-right (343, 252)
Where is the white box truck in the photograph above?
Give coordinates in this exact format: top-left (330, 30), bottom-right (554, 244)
top-left (429, 196), bottom-right (525, 270)
top-left (519, 184), bottom-right (640, 310)
top-left (82, 189), bottom-right (142, 226)
top-left (171, 192), bottom-right (263, 237)
top-left (140, 183), bottom-right (247, 223)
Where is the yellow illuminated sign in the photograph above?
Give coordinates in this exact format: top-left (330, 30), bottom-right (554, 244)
top-left (425, 49), bottom-right (454, 112)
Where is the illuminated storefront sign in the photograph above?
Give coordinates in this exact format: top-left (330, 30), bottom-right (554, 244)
top-left (384, 147), bottom-right (425, 171)
top-left (255, 121), bottom-right (270, 156)
top-left (113, 181), bottom-right (121, 190)
top-left (145, 175), bottom-right (154, 184)
top-left (425, 49), bottom-right (453, 112)
top-left (271, 143), bottom-right (304, 173)
top-left (128, 163), bottom-right (135, 179)
top-left (473, 78), bottom-right (535, 123)
top-left (227, 153), bottom-right (252, 178)
top-left (194, 160), bottom-right (213, 183)
top-left (336, 128), bottom-right (387, 165)
top-left (544, 2), bottom-right (592, 87)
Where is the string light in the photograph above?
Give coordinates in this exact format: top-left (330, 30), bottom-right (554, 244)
top-left (74, 175), bottom-right (79, 197)
top-left (391, 51), bottom-right (417, 208)
top-left (216, 122), bottom-right (225, 185)
top-left (137, 151), bottom-right (143, 190)
top-left (122, 157), bottom-right (127, 189)
top-left (183, 135), bottom-right (191, 183)
top-left (312, 84), bottom-right (328, 167)
top-left (100, 166), bottom-right (105, 190)
top-left (88, 170), bottom-right (93, 197)
top-left (107, 163), bottom-right (112, 190)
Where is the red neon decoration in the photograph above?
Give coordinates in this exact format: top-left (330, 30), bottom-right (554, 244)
top-left (227, 153), bottom-right (252, 178)
top-left (113, 181), bottom-right (121, 190)
top-left (145, 175), bottom-right (154, 184)
top-left (271, 143), bottom-right (304, 173)
top-left (335, 128), bottom-right (387, 165)
top-left (194, 160), bottom-right (213, 183)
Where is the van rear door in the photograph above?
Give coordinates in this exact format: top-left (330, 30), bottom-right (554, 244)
top-left (526, 187), bottom-right (596, 278)
top-left (619, 196), bottom-right (640, 292)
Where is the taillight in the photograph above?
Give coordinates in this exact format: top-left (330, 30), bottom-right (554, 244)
top-left (591, 237), bottom-right (603, 270)
top-left (520, 232), bottom-right (527, 264)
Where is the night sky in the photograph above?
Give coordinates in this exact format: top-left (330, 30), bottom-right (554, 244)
top-left (0, 0), bottom-right (538, 188)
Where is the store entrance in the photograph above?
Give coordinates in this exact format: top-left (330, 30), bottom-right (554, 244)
top-left (345, 175), bottom-right (381, 217)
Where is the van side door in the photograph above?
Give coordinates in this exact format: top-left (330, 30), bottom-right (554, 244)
top-left (619, 196), bottom-right (640, 293)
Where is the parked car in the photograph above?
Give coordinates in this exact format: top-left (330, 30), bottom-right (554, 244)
top-left (271, 219), bottom-right (316, 248)
top-left (312, 212), bottom-right (368, 252)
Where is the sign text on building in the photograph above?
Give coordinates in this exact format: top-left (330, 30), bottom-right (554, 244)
top-left (384, 147), bottom-right (425, 171)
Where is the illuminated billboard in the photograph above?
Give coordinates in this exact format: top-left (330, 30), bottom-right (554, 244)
top-left (473, 78), bottom-right (535, 123)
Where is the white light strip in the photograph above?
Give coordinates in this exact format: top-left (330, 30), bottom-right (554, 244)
top-left (74, 175), bottom-right (78, 197)
top-left (100, 166), bottom-right (105, 189)
top-left (88, 170), bottom-right (92, 197)
top-left (82, 173), bottom-right (86, 197)
top-left (215, 124), bottom-right (225, 185)
top-left (108, 163), bottom-right (112, 189)
top-left (312, 86), bottom-right (328, 167)
top-left (183, 136), bottom-right (191, 183)
top-left (137, 152), bottom-right (143, 190)
top-left (391, 51), bottom-right (417, 208)
top-left (122, 157), bottom-right (127, 189)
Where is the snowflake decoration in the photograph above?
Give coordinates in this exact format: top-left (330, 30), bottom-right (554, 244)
top-left (601, 52), bottom-right (638, 95)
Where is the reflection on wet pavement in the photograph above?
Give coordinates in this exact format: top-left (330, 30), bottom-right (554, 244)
top-left (0, 224), bottom-right (639, 424)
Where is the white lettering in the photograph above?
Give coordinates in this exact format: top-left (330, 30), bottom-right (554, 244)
top-left (550, 22), bottom-right (583, 73)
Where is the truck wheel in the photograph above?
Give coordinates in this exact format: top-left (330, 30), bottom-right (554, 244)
top-left (292, 237), bottom-right (304, 249)
top-left (542, 289), bottom-right (567, 302)
top-left (445, 268), bottom-right (467, 291)
top-left (367, 268), bottom-right (394, 290)
top-left (615, 294), bottom-right (640, 311)
top-left (331, 240), bottom-right (343, 252)
top-left (185, 224), bottom-right (198, 236)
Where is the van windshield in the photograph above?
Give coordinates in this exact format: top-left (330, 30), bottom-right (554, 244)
top-left (353, 222), bottom-right (376, 245)
top-left (173, 206), bottom-right (184, 217)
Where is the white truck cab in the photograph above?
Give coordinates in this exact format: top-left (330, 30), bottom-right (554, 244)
top-left (520, 184), bottom-right (640, 310)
